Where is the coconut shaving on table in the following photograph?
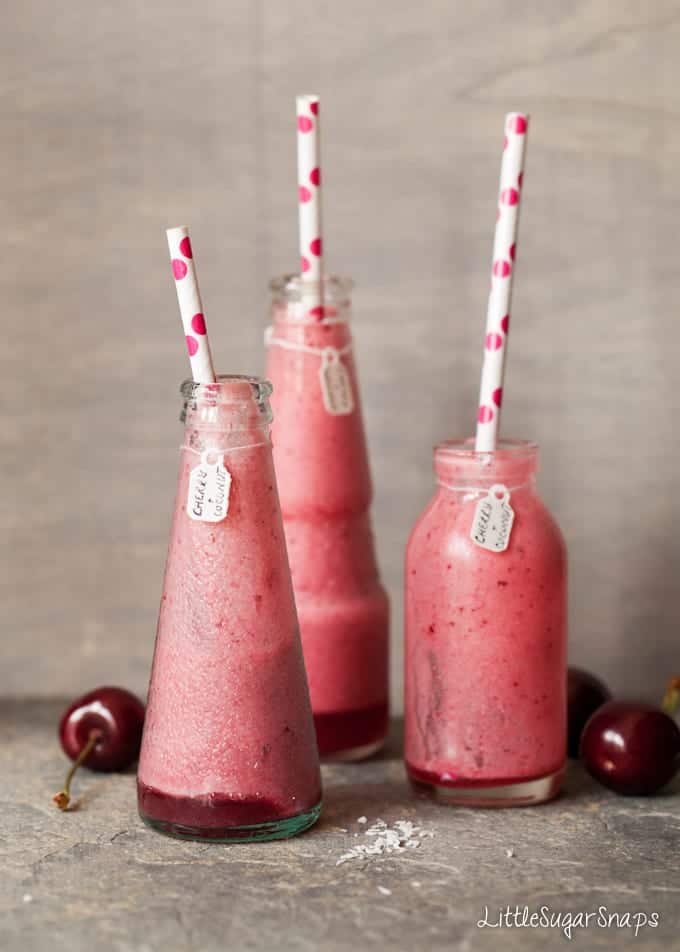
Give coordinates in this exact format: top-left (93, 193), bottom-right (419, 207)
top-left (336, 819), bottom-right (433, 866)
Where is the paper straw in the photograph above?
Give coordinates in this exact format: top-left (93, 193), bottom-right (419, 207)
top-left (474, 113), bottom-right (529, 452)
top-left (296, 94), bottom-right (324, 320)
top-left (166, 226), bottom-right (216, 383)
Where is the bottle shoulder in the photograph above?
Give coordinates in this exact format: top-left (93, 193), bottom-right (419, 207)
top-left (406, 487), bottom-right (567, 568)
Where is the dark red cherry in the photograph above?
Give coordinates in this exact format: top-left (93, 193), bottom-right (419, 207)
top-left (567, 666), bottom-right (611, 758)
top-left (54, 686), bottom-right (145, 810)
top-left (580, 700), bottom-right (680, 795)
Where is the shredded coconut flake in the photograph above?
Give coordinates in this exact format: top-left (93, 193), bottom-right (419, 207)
top-left (336, 818), bottom-right (433, 866)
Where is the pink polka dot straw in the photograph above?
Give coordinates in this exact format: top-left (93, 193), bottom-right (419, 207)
top-left (166, 226), bottom-right (216, 384)
top-left (296, 95), bottom-right (324, 320)
top-left (475, 113), bottom-right (529, 453)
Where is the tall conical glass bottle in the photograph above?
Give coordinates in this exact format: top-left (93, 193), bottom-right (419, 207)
top-left (265, 275), bottom-right (390, 760)
top-left (138, 375), bottom-right (322, 841)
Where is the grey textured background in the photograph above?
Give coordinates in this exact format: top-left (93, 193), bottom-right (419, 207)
top-left (2, 1), bottom-right (679, 708)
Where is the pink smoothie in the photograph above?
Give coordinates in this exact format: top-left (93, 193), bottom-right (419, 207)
top-left (266, 278), bottom-right (389, 758)
top-left (404, 440), bottom-right (567, 800)
top-left (138, 377), bottom-right (321, 837)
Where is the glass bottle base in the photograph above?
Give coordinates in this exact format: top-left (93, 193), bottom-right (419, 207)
top-left (323, 739), bottom-right (385, 763)
top-left (137, 780), bottom-right (322, 842)
top-left (407, 764), bottom-right (564, 807)
top-left (314, 702), bottom-right (388, 761)
top-left (139, 801), bottom-right (322, 843)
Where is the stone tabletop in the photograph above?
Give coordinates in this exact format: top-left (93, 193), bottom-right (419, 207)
top-left (2, 700), bottom-right (678, 952)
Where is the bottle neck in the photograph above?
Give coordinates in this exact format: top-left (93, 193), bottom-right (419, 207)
top-left (269, 313), bottom-right (354, 358)
top-left (180, 376), bottom-right (272, 451)
top-left (434, 440), bottom-right (539, 495)
top-left (271, 300), bottom-right (350, 327)
top-left (270, 273), bottom-right (353, 325)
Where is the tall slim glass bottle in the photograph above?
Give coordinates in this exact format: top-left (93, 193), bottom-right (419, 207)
top-left (138, 375), bottom-right (322, 840)
top-left (265, 276), bottom-right (390, 760)
top-left (404, 439), bottom-right (567, 806)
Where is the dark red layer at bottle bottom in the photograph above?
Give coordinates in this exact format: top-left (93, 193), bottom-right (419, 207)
top-left (405, 760), bottom-right (564, 789)
top-left (313, 702), bottom-right (389, 756)
top-left (137, 781), bottom-right (322, 837)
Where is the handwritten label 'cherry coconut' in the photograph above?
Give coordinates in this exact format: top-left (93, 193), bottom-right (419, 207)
top-left (470, 484), bottom-right (515, 553)
top-left (319, 347), bottom-right (354, 416)
top-left (187, 453), bottom-right (232, 523)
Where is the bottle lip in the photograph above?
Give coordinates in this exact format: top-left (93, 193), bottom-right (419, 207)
top-left (269, 273), bottom-right (354, 301)
top-left (179, 375), bottom-right (273, 426)
top-left (180, 374), bottom-right (273, 402)
top-left (435, 437), bottom-right (538, 460)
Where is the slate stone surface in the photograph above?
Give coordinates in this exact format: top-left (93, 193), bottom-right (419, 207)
top-left (2, 702), bottom-right (678, 951)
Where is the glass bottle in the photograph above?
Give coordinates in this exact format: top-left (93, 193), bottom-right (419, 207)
top-left (138, 375), bottom-right (322, 840)
top-left (404, 439), bottom-right (567, 806)
top-left (265, 275), bottom-right (390, 760)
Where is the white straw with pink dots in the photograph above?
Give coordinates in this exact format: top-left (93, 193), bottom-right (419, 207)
top-left (475, 113), bottom-right (529, 453)
top-left (296, 95), bottom-right (325, 320)
top-left (167, 226), bottom-right (216, 383)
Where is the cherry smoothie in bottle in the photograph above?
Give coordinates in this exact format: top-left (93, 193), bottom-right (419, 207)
top-left (138, 376), bottom-right (322, 840)
top-left (265, 276), bottom-right (390, 760)
top-left (404, 440), bottom-right (567, 805)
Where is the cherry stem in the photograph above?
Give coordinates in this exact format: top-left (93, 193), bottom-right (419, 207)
top-left (661, 677), bottom-right (680, 717)
top-left (52, 730), bottom-right (101, 811)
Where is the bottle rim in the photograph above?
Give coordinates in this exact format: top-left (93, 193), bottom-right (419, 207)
top-left (435, 437), bottom-right (538, 460)
top-left (269, 273), bottom-right (353, 301)
top-left (179, 375), bottom-right (273, 427)
top-left (180, 374), bottom-right (273, 402)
